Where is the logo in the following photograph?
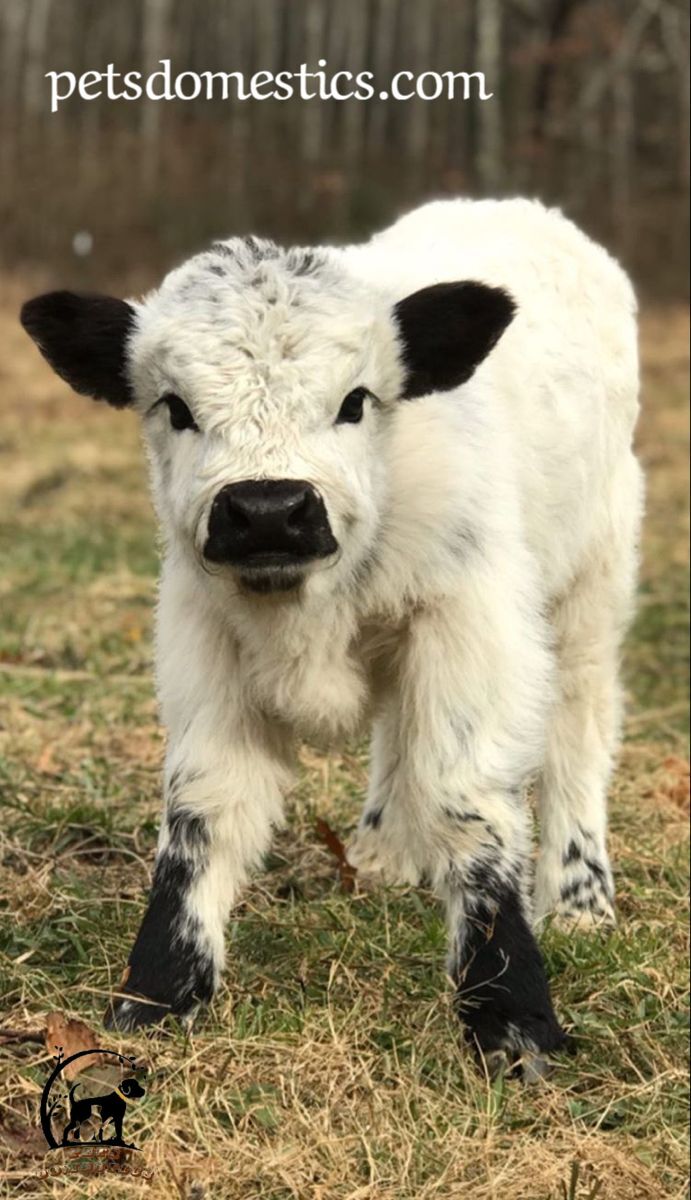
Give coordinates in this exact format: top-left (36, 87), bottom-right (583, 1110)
top-left (36, 1044), bottom-right (153, 1180)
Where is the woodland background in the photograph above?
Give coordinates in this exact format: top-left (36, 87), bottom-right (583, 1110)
top-left (0, 0), bottom-right (689, 298)
top-left (0, 3), bottom-right (689, 1198)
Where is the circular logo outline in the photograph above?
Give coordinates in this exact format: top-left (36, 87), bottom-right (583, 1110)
top-left (40, 1047), bottom-right (143, 1151)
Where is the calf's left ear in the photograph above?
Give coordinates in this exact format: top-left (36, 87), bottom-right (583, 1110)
top-left (393, 281), bottom-right (516, 400)
top-left (20, 290), bottom-right (137, 408)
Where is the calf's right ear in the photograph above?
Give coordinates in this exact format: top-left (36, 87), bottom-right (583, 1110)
top-left (20, 290), bottom-right (137, 408)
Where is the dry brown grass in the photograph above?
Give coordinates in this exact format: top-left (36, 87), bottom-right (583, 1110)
top-left (0, 276), bottom-right (688, 1199)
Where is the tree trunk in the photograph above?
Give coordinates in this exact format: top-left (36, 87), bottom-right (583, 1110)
top-left (140, 0), bottom-right (172, 191)
top-left (475, 0), bottom-right (503, 193)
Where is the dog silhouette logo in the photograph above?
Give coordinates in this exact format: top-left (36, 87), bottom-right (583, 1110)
top-left (40, 1046), bottom-right (147, 1151)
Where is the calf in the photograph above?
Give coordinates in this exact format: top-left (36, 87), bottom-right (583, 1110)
top-left (21, 198), bottom-right (643, 1075)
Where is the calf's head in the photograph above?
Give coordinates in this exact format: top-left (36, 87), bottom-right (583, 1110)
top-left (21, 238), bottom-right (514, 596)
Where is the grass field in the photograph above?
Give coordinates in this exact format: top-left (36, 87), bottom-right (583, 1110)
top-left (0, 278), bottom-right (688, 1199)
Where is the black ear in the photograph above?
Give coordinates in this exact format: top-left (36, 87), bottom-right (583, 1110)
top-left (20, 291), bottom-right (137, 408)
top-left (393, 281), bottom-right (516, 400)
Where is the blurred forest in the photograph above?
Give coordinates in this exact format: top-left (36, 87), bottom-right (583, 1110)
top-left (0, 0), bottom-right (688, 297)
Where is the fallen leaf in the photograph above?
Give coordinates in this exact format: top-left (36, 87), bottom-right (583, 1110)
top-left (314, 818), bottom-right (357, 893)
top-left (36, 743), bottom-right (60, 776)
top-left (44, 1012), bottom-right (105, 1079)
top-left (653, 757), bottom-right (690, 814)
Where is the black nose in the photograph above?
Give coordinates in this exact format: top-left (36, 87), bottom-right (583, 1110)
top-left (204, 479), bottom-right (338, 568)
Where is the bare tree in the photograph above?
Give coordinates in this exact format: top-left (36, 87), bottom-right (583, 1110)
top-left (475, 0), bottom-right (504, 192)
top-left (0, 0), bottom-right (29, 181)
top-left (23, 0), bottom-right (52, 117)
top-left (301, 0), bottom-right (328, 163)
top-left (140, 0), bottom-right (173, 190)
top-left (0, 0), bottom-right (687, 297)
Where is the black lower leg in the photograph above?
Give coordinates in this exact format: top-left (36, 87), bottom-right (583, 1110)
top-left (105, 814), bottom-right (216, 1031)
top-left (452, 869), bottom-right (566, 1067)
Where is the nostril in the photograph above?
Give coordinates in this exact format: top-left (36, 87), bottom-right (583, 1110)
top-left (225, 498), bottom-right (252, 531)
top-left (285, 488), bottom-right (313, 529)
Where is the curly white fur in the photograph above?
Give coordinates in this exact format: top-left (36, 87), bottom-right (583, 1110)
top-left (25, 198), bottom-right (644, 1045)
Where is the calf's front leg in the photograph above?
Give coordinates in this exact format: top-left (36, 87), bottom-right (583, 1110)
top-left (351, 584), bottom-right (567, 1073)
top-left (441, 796), bottom-right (567, 1075)
top-left (352, 771), bottom-right (567, 1073)
top-left (105, 718), bottom-right (291, 1031)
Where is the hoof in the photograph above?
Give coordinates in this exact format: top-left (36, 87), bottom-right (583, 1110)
top-left (520, 1051), bottom-right (555, 1084)
top-left (479, 1044), bottom-right (561, 1084)
top-left (104, 994), bottom-right (173, 1032)
top-left (549, 905), bottom-right (616, 932)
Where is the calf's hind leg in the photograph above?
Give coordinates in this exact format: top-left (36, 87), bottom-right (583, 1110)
top-left (534, 520), bottom-right (640, 928)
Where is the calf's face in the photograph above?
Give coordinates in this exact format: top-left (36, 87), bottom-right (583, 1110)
top-left (20, 238), bottom-right (514, 596)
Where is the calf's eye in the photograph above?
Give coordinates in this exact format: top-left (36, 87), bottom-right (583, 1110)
top-left (163, 393), bottom-right (199, 432)
top-left (336, 387), bottom-right (368, 425)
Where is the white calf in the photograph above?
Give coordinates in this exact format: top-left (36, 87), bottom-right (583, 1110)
top-left (21, 198), bottom-right (642, 1073)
